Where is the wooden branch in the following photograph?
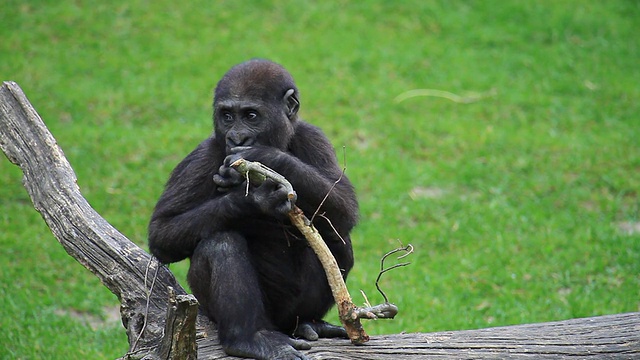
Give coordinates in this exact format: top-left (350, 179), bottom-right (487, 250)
top-left (2, 81), bottom-right (639, 359)
top-left (156, 288), bottom-right (199, 360)
top-left (287, 206), bottom-right (370, 344)
top-left (231, 158), bottom-right (403, 344)
top-left (0, 81), bottom-right (196, 359)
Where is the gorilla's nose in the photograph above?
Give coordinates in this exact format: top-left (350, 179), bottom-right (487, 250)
top-left (226, 131), bottom-right (253, 147)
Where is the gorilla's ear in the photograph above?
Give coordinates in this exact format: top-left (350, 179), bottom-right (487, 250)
top-left (284, 88), bottom-right (300, 119)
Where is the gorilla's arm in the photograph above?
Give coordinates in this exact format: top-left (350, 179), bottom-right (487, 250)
top-left (149, 122), bottom-right (358, 264)
top-left (233, 121), bottom-right (359, 244)
top-left (148, 138), bottom-right (258, 263)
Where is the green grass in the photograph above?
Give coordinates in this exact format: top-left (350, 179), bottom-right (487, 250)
top-left (1, 0), bottom-right (639, 358)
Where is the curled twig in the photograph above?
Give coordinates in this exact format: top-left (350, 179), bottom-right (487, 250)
top-left (131, 257), bottom-right (161, 352)
top-left (310, 145), bottom-right (346, 227)
top-left (317, 212), bottom-right (347, 245)
top-left (376, 243), bottom-right (414, 303)
top-left (310, 170), bottom-right (344, 224)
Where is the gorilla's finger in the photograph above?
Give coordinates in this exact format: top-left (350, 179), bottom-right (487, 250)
top-left (287, 337), bottom-right (312, 350)
top-left (294, 323), bottom-right (319, 341)
top-left (228, 146), bottom-right (253, 156)
top-left (317, 323), bottom-right (348, 338)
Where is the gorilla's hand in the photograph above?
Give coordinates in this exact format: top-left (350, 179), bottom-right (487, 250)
top-left (227, 145), bottom-right (285, 165)
top-left (213, 152), bottom-right (246, 191)
top-left (249, 177), bottom-right (296, 218)
top-left (217, 147), bottom-right (297, 217)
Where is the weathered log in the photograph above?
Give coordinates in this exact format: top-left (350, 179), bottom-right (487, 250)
top-left (156, 288), bottom-right (199, 360)
top-left (196, 311), bottom-right (640, 359)
top-left (0, 81), bottom-right (196, 360)
top-left (1, 81), bottom-right (639, 359)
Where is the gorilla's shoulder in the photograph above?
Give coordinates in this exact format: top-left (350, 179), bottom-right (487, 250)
top-left (294, 119), bottom-right (328, 138)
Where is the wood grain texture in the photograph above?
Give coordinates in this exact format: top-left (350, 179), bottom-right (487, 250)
top-left (194, 311), bottom-right (640, 359)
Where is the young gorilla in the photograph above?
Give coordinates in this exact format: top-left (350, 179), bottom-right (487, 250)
top-left (148, 59), bottom-right (358, 360)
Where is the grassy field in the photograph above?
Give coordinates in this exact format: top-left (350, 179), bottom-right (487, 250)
top-left (1, 1), bottom-right (639, 358)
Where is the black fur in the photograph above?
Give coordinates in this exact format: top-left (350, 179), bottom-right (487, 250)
top-left (148, 59), bottom-right (358, 360)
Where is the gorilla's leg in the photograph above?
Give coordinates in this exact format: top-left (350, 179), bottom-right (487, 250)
top-left (188, 232), bottom-right (311, 360)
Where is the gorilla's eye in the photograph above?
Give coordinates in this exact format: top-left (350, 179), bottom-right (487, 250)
top-left (222, 112), bottom-right (233, 123)
top-left (246, 111), bottom-right (258, 121)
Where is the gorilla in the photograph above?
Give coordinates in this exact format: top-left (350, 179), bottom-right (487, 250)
top-left (148, 59), bottom-right (358, 360)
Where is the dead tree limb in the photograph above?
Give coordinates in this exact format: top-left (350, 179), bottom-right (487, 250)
top-left (0, 81), bottom-right (197, 360)
top-left (1, 81), bottom-right (639, 359)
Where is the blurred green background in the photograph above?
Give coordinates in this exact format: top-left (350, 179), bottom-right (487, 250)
top-left (1, 1), bottom-right (638, 359)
